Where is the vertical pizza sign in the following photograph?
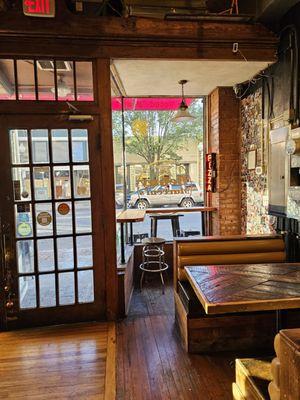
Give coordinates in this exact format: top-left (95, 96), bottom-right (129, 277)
top-left (23, 0), bottom-right (55, 17)
top-left (205, 153), bottom-right (217, 192)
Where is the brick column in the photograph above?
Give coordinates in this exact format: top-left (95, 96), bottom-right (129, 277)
top-left (207, 87), bottom-right (241, 235)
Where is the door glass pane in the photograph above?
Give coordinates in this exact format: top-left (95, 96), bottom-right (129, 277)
top-left (37, 60), bottom-right (55, 101)
top-left (71, 129), bottom-right (89, 162)
top-left (56, 61), bottom-right (75, 101)
top-left (77, 235), bottom-right (93, 268)
top-left (53, 166), bottom-right (71, 199)
top-left (78, 270), bottom-right (94, 303)
top-left (19, 276), bottom-right (36, 309)
top-left (16, 60), bottom-right (36, 101)
top-left (51, 129), bottom-right (69, 163)
top-left (17, 240), bottom-right (34, 274)
top-left (75, 62), bottom-right (94, 101)
top-left (31, 129), bottom-right (49, 164)
top-left (56, 202), bottom-right (72, 235)
top-left (35, 203), bottom-right (53, 237)
top-left (73, 166), bottom-right (90, 198)
top-left (75, 201), bottom-right (92, 233)
top-left (12, 168), bottom-right (31, 201)
top-left (57, 237), bottom-right (74, 270)
top-left (39, 274), bottom-right (56, 308)
top-left (10, 130), bottom-right (29, 164)
top-left (59, 272), bottom-right (75, 305)
top-left (33, 166), bottom-right (51, 200)
top-left (15, 204), bottom-right (33, 239)
top-left (0, 59), bottom-right (16, 100)
top-left (37, 239), bottom-right (55, 272)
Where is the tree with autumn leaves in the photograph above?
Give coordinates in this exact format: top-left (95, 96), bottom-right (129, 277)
top-left (112, 99), bottom-right (203, 183)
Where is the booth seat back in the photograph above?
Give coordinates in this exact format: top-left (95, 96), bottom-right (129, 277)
top-left (174, 235), bottom-right (286, 281)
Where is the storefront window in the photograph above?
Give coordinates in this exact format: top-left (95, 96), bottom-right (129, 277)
top-left (112, 96), bottom-right (204, 248)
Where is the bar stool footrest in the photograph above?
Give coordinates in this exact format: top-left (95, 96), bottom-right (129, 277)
top-left (139, 261), bottom-right (169, 273)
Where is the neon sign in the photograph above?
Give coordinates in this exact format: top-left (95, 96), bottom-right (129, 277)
top-left (205, 153), bottom-right (217, 192)
top-left (23, 0), bottom-right (55, 17)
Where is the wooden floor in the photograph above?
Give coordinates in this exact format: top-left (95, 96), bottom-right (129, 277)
top-left (0, 322), bottom-right (116, 400)
top-left (117, 275), bottom-right (236, 400)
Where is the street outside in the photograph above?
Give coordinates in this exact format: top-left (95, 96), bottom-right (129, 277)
top-left (132, 212), bottom-right (203, 241)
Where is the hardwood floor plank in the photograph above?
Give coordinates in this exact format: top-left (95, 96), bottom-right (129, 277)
top-left (117, 282), bottom-right (235, 399)
top-left (0, 322), bottom-right (116, 400)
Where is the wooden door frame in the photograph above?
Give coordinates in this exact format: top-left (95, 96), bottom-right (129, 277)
top-left (0, 112), bottom-right (110, 329)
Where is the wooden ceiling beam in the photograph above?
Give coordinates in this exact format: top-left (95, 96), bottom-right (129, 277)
top-left (0, 4), bottom-right (278, 61)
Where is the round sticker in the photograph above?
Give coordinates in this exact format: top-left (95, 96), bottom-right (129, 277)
top-left (57, 203), bottom-right (70, 216)
top-left (17, 222), bottom-right (32, 237)
top-left (37, 212), bottom-right (52, 226)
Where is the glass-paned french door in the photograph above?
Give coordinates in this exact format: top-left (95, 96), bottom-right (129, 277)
top-left (0, 115), bottom-right (105, 329)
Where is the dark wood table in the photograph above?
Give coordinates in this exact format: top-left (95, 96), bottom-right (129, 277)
top-left (185, 263), bottom-right (300, 331)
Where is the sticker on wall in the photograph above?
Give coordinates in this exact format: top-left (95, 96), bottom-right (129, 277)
top-left (57, 203), bottom-right (70, 215)
top-left (37, 211), bottom-right (52, 226)
top-left (17, 222), bottom-right (32, 237)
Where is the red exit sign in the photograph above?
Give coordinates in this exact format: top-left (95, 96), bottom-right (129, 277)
top-left (23, 0), bottom-right (55, 17)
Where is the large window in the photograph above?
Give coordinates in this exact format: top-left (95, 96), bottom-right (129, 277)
top-left (0, 59), bottom-right (94, 101)
top-left (112, 96), bottom-right (204, 248)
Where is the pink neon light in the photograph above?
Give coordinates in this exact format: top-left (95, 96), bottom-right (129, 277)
top-left (111, 97), bottom-right (193, 111)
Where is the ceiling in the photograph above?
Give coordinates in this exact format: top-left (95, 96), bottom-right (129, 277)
top-left (111, 59), bottom-right (273, 97)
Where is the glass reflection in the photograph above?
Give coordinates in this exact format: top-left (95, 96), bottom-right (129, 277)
top-left (37, 239), bottom-right (55, 272)
top-left (39, 274), bottom-right (56, 307)
top-left (17, 240), bottom-right (34, 274)
top-left (31, 129), bottom-right (49, 164)
top-left (51, 129), bottom-right (69, 163)
top-left (77, 235), bottom-right (93, 268)
top-left (73, 165), bottom-right (90, 198)
top-left (12, 167), bottom-right (31, 201)
top-left (19, 276), bottom-right (36, 309)
top-left (53, 166), bottom-right (71, 199)
top-left (59, 272), bottom-right (75, 305)
top-left (75, 201), bottom-right (92, 233)
top-left (57, 236), bottom-right (74, 270)
top-left (33, 166), bottom-right (51, 200)
top-left (71, 129), bottom-right (89, 162)
top-left (10, 130), bottom-right (29, 164)
top-left (78, 270), bottom-right (94, 303)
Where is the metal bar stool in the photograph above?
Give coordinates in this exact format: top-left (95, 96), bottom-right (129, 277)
top-left (139, 237), bottom-right (168, 294)
top-left (149, 213), bottom-right (183, 237)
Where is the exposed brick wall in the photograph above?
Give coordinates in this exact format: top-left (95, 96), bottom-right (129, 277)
top-left (208, 87), bottom-right (241, 236)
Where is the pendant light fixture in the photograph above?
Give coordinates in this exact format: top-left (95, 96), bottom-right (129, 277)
top-left (171, 79), bottom-right (196, 122)
top-left (51, 75), bottom-right (72, 98)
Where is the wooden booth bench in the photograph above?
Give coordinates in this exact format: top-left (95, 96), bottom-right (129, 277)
top-left (173, 234), bottom-right (300, 353)
top-left (233, 328), bottom-right (300, 400)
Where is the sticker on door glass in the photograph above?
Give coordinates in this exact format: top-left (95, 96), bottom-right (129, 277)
top-left (37, 211), bottom-right (52, 226)
top-left (17, 222), bottom-right (32, 237)
top-left (57, 203), bottom-right (70, 215)
top-left (17, 203), bottom-right (30, 213)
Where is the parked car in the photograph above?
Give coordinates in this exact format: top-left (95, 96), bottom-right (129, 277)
top-left (128, 182), bottom-right (203, 209)
top-left (115, 184), bottom-right (124, 209)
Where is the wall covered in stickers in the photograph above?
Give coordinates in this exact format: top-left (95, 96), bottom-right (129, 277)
top-left (241, 89), bottom-right (275, 234)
